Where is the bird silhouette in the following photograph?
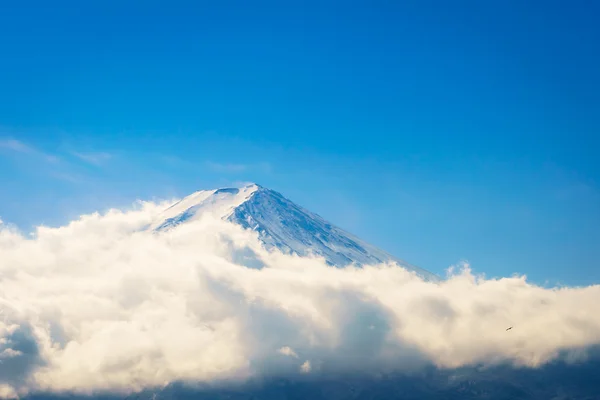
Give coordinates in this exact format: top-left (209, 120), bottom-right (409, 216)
top-left (506, 326), bottom-right (513, 331)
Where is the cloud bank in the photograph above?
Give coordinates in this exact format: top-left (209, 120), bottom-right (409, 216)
top-left (0, 201), bottom-right (599, 398)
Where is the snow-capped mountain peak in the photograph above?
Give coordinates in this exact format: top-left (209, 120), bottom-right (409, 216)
top-left (150, 183), bottom-right (439, 281)
top-left (149, 183), bottom-right (260, 231)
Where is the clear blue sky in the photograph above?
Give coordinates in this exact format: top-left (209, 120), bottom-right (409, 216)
top-left (1, 1), bottom-right (598, 286)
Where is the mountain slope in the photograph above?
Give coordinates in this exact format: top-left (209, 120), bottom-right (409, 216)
top-left (150, 183), bottom-right (439, 281)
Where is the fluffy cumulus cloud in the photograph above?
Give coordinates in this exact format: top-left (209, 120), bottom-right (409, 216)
top-left (0, 201), bottom-right (600, 398)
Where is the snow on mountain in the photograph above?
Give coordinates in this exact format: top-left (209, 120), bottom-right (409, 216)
top-left (149, 185), bottom-right (259, 231)
top-left (150, 183), bottom-right (440, 281)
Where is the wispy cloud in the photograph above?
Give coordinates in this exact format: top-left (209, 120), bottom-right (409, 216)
top-left (0, 138), bottom-right (92, 184)
top-left (278, 346), bottom-right (299, 358)
top-left (47, 171), bottom-right (85, 184)
top-left (71, 151), bottom-right (112, 166)
top-left (0, 139), bottom-right (33, 153)
top-left (0, 139), bottom-right (59, 163)
top-left (300, 361), bottom-right (312, 374)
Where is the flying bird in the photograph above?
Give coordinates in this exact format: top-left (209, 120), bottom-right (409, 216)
top-left (506, 326), bottom-right (513, 331)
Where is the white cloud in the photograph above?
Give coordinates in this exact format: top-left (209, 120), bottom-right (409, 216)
top-left (300, 360), bottom-right (312, 374)
top-left (300, 361), bottom-right (311, 373)
top-left (278, 346), bottom-right (299, 358)
top-left (0, 201), bottom-right (599, 398)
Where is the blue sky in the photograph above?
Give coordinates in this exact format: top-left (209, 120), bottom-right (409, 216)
top-left (0, 0), bottom-right (598, 286)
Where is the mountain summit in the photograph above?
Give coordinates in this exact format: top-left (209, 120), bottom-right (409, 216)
top-left (150, 183), bottom-right (439, 281)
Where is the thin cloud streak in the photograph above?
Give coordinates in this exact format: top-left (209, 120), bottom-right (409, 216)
top-left (0, 139), bottom-right (59, 163)
top-left (0, 139), bottom-right (33, 154)
top-left (71, 151), bottom-right (112, 166)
